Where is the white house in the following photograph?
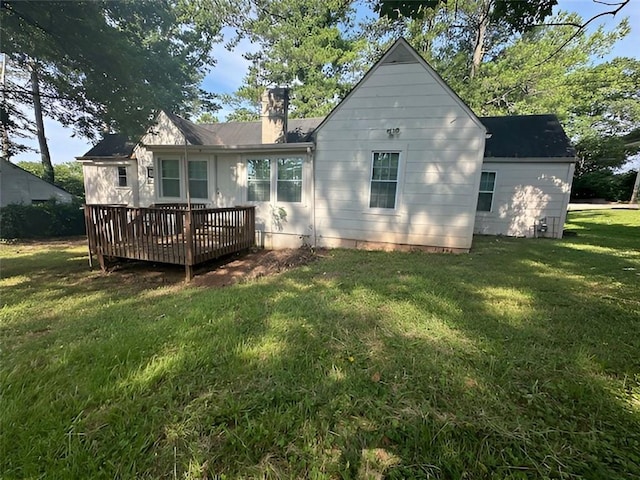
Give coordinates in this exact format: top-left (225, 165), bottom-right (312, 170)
top-left (77, 39), bottom-right (575, 252)
top-left (0, 158), bottom-right (74, 207)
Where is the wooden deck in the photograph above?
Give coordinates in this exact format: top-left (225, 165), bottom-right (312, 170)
top-left (84, 204), bottom-right (256, 280)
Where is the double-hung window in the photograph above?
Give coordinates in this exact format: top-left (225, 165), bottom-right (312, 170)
top-left (188, 161), bottom-right (208, 199)
top-left (247, 157), bottom-right (303, 203)
top-left (277, 157), bottom-right (302, 202)
top-left (247, 159), bottom-right (271, 202)
top-left (477, 171), bottom-right (496, 212)
top-left (117, 166), bottom-right (128, 187)
top-left (158, 159), bottom-right (208, 199)
top-left (369, 152), bottom-right (400, 209)
top-left (160, 159), bottom-right (180, 198)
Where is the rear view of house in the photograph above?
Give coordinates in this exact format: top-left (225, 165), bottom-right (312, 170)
top-left (78, 38), bottom-right (576, 259)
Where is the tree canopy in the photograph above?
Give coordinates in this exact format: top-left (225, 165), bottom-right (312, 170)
top-left (221, 0), bottom-right (363, 120)
top-left (1, 0), bottom-right (226, 143)
top-left (375, 0), bottom-right (557, 31)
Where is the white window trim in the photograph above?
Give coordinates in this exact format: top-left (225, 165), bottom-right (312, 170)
top-left (187, 160), bottom-right (210, 200)
top-left (116, 166), bottom-right (129, 189)
top-left (155, 157), bottom-right (212, 202)
top-left (156, 157), bottom-right (182, 200)
top-left (477, 170), bottom-right (497, 214)
top-left (367, 150), bottom-right (403, 214)
top-left (244, 155), bottom-right (305, 205)
top-left (246, 158), bottom-right (272, 203)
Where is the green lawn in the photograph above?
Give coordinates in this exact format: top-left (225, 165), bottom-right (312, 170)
top-left (1, 210), bottom-right (639, 479)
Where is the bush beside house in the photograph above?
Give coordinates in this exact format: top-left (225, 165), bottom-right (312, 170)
top-left (0, 199), bottom-right (85, 239)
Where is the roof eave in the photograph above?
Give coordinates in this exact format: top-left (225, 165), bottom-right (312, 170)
top-left (76, 155), bottom-right (132, 163)
top-left (146, 142), bottom-right (315, 153)
top-left (482, 156), bottom-right (577, 163)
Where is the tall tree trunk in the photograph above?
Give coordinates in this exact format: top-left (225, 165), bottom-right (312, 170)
top-left (470, 0), bottom-right (491, 79)
top-left (1, 53), bottom-right (11, 159)
top-left (29, 61), bottom-right (54, 183)
top-left (630, 169), bottom-right (640, 204)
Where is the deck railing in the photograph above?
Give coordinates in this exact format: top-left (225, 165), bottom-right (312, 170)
top-left (84, 204), bottom-right (255, 280)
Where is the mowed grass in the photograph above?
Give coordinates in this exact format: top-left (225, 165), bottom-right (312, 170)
top-left (1, 210), bottom-right (639, 479)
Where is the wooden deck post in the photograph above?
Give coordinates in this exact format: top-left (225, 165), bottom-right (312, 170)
top-left (184, 208), bottom-right (194, 282)
top-left (83, 205), bottom-right (93, 268)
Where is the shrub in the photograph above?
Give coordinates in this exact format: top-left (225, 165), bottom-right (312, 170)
top-left (0, 199), bottom-right (85, 239)
top-left (571, 170), bottom-right (638, 202)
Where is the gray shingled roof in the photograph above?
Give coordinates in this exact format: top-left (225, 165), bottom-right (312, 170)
top-left (80, 134), bottom-right (136, 158)
top-left (80, 113), bottom-right (574, 160)
top-left (481, 114), bottom-right (575, 158)
top-left (164, 112), bottom-right (321, 145)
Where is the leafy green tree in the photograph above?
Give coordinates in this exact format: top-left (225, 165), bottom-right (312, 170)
top-left (375, 0), bottom-right (558, 32)
top-left (460, 13), bottom-right (632, 133)
top-left (196, 112), bottom-right (219, 124)
top-left (1, 0), bottom-right (227, 179)
top-left (223, 0), bottom-right (363, 119)
top-left (0, 54), bottom-right (34, 159)
top-left (53, 162), bottom-right (85, 198)
top-left (574, 136), bottom-right (638, 177)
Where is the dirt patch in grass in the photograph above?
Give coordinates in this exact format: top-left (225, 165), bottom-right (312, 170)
top-left (192, 248), bottom-right (321, 287)
top-left (4, 237), bottom-right (322, 288)
top-left (103, 247), bottom-right (322, 287)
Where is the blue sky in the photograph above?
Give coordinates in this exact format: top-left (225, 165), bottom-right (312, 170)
top-left (12, 0), bottom-right (640, 165)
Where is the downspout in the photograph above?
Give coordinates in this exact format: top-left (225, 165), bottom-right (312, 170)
top-left (214, 154), bottom-right (219, 207)
top-left (309, 145), bottom-right (317, 248)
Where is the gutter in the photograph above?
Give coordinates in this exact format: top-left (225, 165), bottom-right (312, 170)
top-left (146, 143), bottom-right (315, 154)
top-left (76, 156), bottom-right (131, 164)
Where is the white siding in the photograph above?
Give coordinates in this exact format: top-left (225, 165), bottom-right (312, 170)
top-left (1, 159), bottom-right (74, 206)
top-left (215, 154), bottom-right (242, 207)
top-left (82, 112), bottom-right (186, 207)
top-left (314, 62), bottom-right (485, 251)
top-left (83, 161), bottom-right (137, 206)
top-left (238, 152), bottom-right (314, 249)
top-left (137, 112), bottom-right (187, 206)
top-left (474, 160), bottom-right (574, 238)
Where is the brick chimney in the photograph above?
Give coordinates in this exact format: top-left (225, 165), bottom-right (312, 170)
top-left (261, 87), bottom-right (289, 144)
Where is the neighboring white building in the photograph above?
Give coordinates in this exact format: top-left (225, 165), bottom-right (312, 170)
top-left (77, 39), bottom-right (576, 252)
top-left (0, 158), bottom-right (74, 207)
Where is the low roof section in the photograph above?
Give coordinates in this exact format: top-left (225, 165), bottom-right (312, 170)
top-left (78, 134), bottom-right (136, 160)
top-left (481, 114), bottom-right (575, 160)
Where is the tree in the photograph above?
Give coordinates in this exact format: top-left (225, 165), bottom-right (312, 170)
top-left (29, 60), bottom-right (53, 182)
top-left (196, 112), bottom-right (219, 124)
top-left (460, 14), bottom-right (632, 133)
top-left (223, 0), bottom-right (363, 119)
top-left (1, 0), bottom-right (227, 177)
top-left (375, 0), bottom-right (557, 31)
top-left (0, 54), bottom-right (35, 159)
